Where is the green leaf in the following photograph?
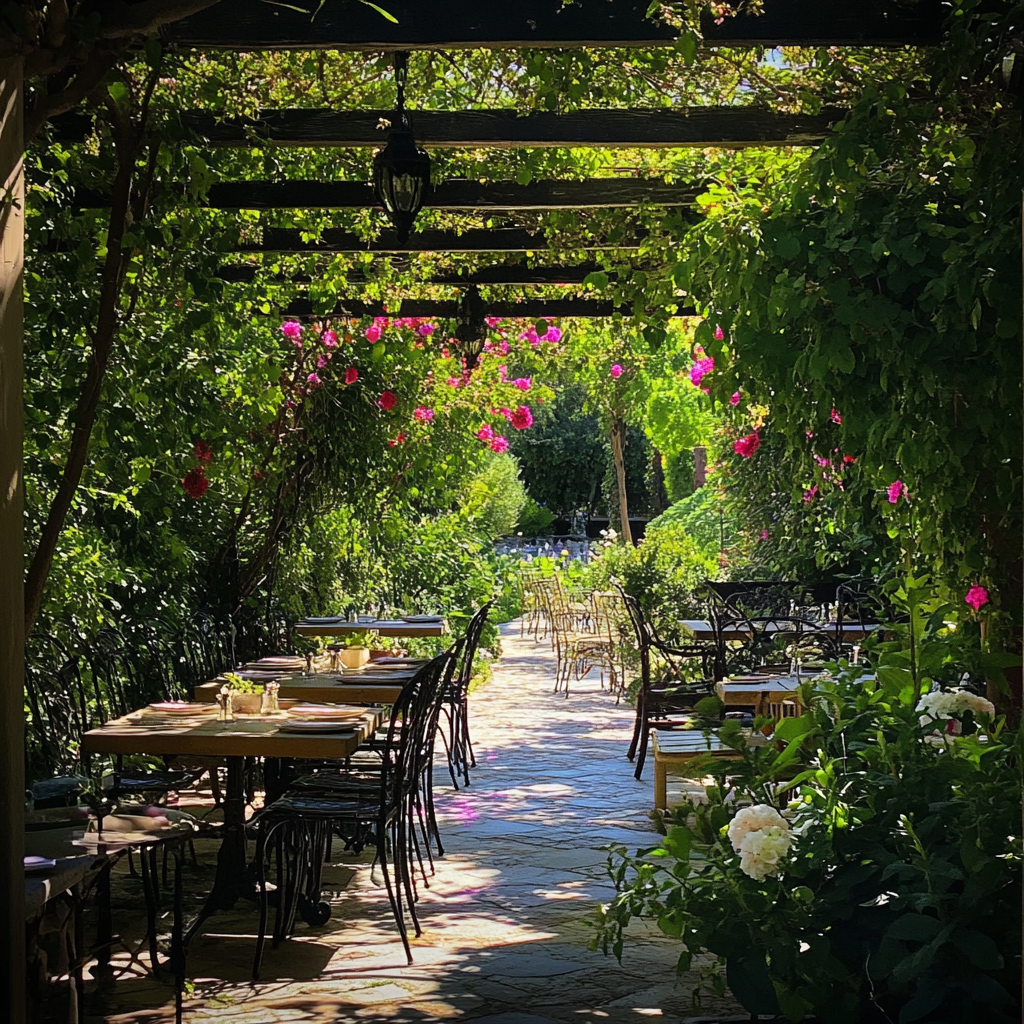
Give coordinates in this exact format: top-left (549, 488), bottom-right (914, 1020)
top-left (359, 0), bottom-right (399, 23)
top-left (887, 914), bottom-right (942, 942)
top-left (726, 955), bottom-right (781, 1016)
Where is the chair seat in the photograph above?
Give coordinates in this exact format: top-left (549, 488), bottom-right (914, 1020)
top-left (112, 769), bottom-right (203, 794)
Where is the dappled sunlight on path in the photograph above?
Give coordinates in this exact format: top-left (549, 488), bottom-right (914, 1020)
top-left (91, 622), bottom-right (743, 1024)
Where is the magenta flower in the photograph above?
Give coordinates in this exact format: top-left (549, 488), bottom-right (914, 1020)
top-left (803, 486), bottom-right (818, 503)
top-left (306, 372), bottom-right (322, 386)
top-left (814, 454), bottom-right (829, 467)
top-left (610, 364), bottom-right (623, 379)
top-left (509, 405), bottom-right (534, 430)
top-left (831, 408), bottom-right (842, 424)
top-left (322, 330), bottom-right (338, 348)
top-left (887, 480), bottom-right (905, 504)
top-left (485, 316), bottom-right (503, 329)
top-left (760, 529), bottom-right (770, 541)
top-left (689, 356), bottom-right (715, 388)
top-left (498, 365), bottom-right (508, 383)
top-left (544, 326), bottom-right (562, 343)
top-left (317, 355), bottom-right (327, 368)
top-left (714, 325), bottom-right (724, 340)
top-left (446, 376), bottom-right (462, 388)
top-left (280, 321), bottom-right (302, 341)
top-left (417, 323), bottom-right (436, 337)
top-left (477, 424), bottom-right (495, 441)
top-left (730, 391), bottom-right (741, 407)
top-left (344, 367), bottom-right (358, 385)
top-left (512, 377), bottom-right (532, 391)
top-left (732, 432), bottom-right (760, 458)
top-left (965, 585), bottom-right (989, 611)
top-left (378, 390), bottom-right (397, 411)
top-left (365, 324), bottom-right (382, 343)
top-left (498, 339), bottom-right (510, 354)
top-left (489, 435), bottom-right (510, 453)
top-left (413, 406), bottom-right (434, 422)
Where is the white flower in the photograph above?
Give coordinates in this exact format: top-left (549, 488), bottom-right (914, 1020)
top-left (917, 688), bottom-right (995, 725)
top-left (737, 825), bottom-right (793, 881)
top-left (954, 690), bottom-right (995, 719)
top-left (727, 804), bottom-right (787, 853)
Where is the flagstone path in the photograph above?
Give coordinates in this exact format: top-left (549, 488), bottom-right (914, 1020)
top-left (91, 621), bottom-right (744, 1024)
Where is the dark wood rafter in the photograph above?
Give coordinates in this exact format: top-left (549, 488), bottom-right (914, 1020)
top-left (278, 298), bottom-right (697, 318)
top-left (205, 178), bottom-right (699, 211)
top-left (217, 263), bottom-right (611, 284)
top-left (162, 0), bottom-right (944, 50)
top-left (53, 107), bottom-right (844, 148)
top-left (233, 228), bottom-right (648, 253)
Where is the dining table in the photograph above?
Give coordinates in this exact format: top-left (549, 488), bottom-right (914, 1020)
top-left (82, 702), bottom-right (381, 944)
top-left (294, 616), bottom-right (448, 639)
top-left (715, 673), bottom-right (804, 706)
top-left (194, 666), bottom-right (418, 706)
top-left (679, 619), bottom-right (880, 642)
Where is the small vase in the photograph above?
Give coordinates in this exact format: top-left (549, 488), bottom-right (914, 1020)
top-left (340, 648), bottom-right (370, 669)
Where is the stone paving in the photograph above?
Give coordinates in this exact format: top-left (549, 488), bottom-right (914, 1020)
top-left (89, 622), bottom-right (744, 1023)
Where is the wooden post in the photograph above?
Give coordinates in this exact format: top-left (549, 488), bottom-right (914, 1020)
top-left (0, 57), bottom-right (25, 1024)
top-left (693, 445), bottom-right (707, 489)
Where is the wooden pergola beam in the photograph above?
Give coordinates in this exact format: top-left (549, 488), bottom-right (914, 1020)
top-left (218, 262), bottom-right (610, 285)
top-left (280, 297), bottom-right (696, 318)
top-left (163, 0), bottom-right (944, 50)
top-left (234, 228), bottom-right (646, 253)
top-left (143, 107), bottom-right (843, 149)
top-left (206, 178), bottom-right (699, 211)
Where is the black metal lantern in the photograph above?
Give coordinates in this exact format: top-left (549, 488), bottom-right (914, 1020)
top-left (455, 286), bottom-right (487, 370)
top-left (372, 51), bottom-right (431, 245)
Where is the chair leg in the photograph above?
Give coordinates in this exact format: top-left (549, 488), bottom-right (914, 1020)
top-left (377, 825), bottom-right (413, 965)
top-left (634, 722), bottom-right (651, 781)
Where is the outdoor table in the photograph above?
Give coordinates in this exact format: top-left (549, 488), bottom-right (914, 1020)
top-left (194, 671), bottom-right (409, 705)
top-left (82, 705), bottom-right (380, 944)
top-left (679, 619), bottom-right (880, 641)
top-left (294, 616), bottom-right (448, 639)
top-left (650, 730), bottom-right (745, 811)
top-left (715, 674), bottom-right (804, 706)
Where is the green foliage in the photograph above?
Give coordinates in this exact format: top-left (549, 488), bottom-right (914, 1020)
top-left (662, 449), bottom-right (694, 504)
top-left (594, 617), bottom-right (1021, 1024)
top-left (516, 496), bottom-right (557, 536)
top-left (647, 487), bottom-right (733, 562)
top-left (461, 453), bottom-right (528, 541)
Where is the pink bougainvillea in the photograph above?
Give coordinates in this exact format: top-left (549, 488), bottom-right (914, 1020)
top-left (322, 330), bottom-right (338, 347)
top-left (689, 356), bottom-right (714, 388)
top-left (489, 435), bottom-right (510, 453)
top-left (476, 424), bottom-right (495, 441)
top-left (377, 390), bottom-right (397, 411)
top-left (509, 406), bottom-right (534, 430)
top-left (730, 391), bottom-right (741, 406)
top-left (610, 364), bottom-right (623, 379)
top-left (280, 321), bottom-right (302, 342)
top-left (306, 372), bottom-right (322, 387)
top-left (803, 486), bottom-right (818, 503)
top-left (344, 367), bottom-right (359, 385)
top-left (965, 585), bottom-right (989, 611)
top-left (887, 480), bottom-right (905, 504)
top-left (713, 325), bottom-right (724, 340)
top-left (512, 377), bottom-right (532, 391)
top-left (732, 432), bottom-right (760, 458)
top-left (364, 324), bottom-right (382, 343)
top-left (413, 406), bottom-right (435, 422)
top-left (417, 323), bottom-right (436, 337)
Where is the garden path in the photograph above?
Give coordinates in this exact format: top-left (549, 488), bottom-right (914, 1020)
top-left (95, 621), bottom-right (744, 1024)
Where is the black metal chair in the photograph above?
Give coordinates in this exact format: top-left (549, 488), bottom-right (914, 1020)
top-left (617, 588), bottom-right (716, 781)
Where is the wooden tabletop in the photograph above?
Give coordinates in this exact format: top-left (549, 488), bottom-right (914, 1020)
top-left (715, 675), bottom-right (802, 705)
top-left (294, 618), bottom-right (447, 638)
top-left (679, 619), bottom-right (879, 641)
top-left (83, 708), bottom-right (380, 760)
top-left (194, 676), bottom-right (406, 705)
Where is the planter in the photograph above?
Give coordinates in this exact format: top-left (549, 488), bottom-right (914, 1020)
top-left (230, 692), bottom-right (263, 714)
top-left (340, 648), bottom-right (370, 669)
top-left (370, 648), bottom-right (401, 661)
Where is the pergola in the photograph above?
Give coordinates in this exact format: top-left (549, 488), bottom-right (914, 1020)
top-left (0, 2), bottom-right (947, 1014)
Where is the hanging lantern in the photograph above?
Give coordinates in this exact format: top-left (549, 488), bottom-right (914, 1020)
top-left (372, 52), bottom-right (431, 245)
top-left (455, 286), bottom-right (487, 370)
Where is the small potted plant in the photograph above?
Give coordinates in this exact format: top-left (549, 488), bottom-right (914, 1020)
top-left (222, 672), bottom-right (264, 713)
top-left (340, 630), bottom-right (375, 669)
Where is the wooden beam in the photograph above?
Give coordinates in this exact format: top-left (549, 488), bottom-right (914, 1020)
top-left (279, 297), bottom-right (696, 318)
top-left (234, 228), bottom-right (646, 253)
top-left (160, 107), bottom-right (843, 149)
top-left (206, 178), bottom-right (699, 211)
top-left (162, 0), bottom-right (943, 50)
top-left (0, 57), bottom-right (25, 1024)
top-left (218, 262), bottom-right (610, 285)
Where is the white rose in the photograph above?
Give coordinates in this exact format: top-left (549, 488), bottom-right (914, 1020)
top-left (952, 690), bottom-right (995, 719)
top-left (917, 690), bottom-right (958, 723)
top-left (737, 826), bottom-right (793, 880)
top-left (727, 804), bottom-right (787, 853)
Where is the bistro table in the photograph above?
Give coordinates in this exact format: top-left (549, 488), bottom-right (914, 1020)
top-left (650, 730), bottom-right (745, 811)
top-left (194, 669), bottom-right (415, 706)
top-left (82, 705), bottom-right (380, 944)
top-left (680, 619), bottom-right (880, 642)
top-left (294, 616), bottom-right (448, 639)
top-left (715, 674), bottom-right (804, 706)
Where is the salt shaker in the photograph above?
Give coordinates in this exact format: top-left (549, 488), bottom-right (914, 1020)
top-left (216, 683), bottom-right (234, 721)
top-left (261, 680), bottom-right (281, 715)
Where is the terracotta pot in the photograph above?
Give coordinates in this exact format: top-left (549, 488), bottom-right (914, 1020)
top-left (370, 648), bottom-right (401, 660)
top-left (340, 648), bottom-right (370, 669)
top-left (230, 692), bottom-right (263, 714)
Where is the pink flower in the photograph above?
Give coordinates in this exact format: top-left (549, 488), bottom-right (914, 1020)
top-left (730, 391), bottom-right (741, 406)
top-left (477, 424), bottom-right (495, 441)
top-left (965, 585), bottom-right (989, 611)
top-left (413, 406), bottom-right (434, 422)
top-left (689, 356), bottom-right (714, 388)
top-left (760, 529), bottom-right (770, 541)
top-left (814, 454), bottom-right (829, 467)
top-left (544, 326), bottom-right (562, 343)
top-left (831, 408), bottom-right (842, 424)
top-left (316, 355), bottom-right (327, 368)
top-left (512, 377), bottom-right (532, 391)
top-left (489, 435), bottom-right (510, 453)
top-left (498, 365), bottom-right (508, 383)
top-left (509, 405), bottom-right (534, 430)
top-left (498, 339), bottom-right (510, 354)
top-left (803, 486), bottom-right (818, 503)
top-left (388, 432), bottom-right (407, 447)
top-left (714, 325), bottom-right (724, 340)
top-left (417, 323), bottom-right (436, 337)
top-left (322, 330), bottom-right (338, 347)
top-left (887, 480), bottom-right (905, 504)
top-left (344, 367), bottom-right (359, 385)
top-left (365, 325), bottom-right (382, 343)
top-left (306, 372), bottom-right (322, 386)
top-left (378, 390), bottom-right (397, 411)
top-left (610, 364), bottom-right (623, 379)
top-left (280, 321), bottom-right (302, 341)
top-left (447, 376), bottom-right (462, 388)
top-left (485, 316), bottom-right (503, 329)
top-left (732, 432), bottom-right (760, 458)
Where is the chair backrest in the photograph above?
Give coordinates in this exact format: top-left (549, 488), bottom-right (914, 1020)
top-left (451, 602), bottom-right (492, 698)
top-left (733, 615), bottom-right (839, 672)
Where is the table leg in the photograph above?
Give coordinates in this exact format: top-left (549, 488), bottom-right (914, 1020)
top-left (184, 756), bottom-right (248, 946)
top-left (655, 760), bottom-right (667, 811)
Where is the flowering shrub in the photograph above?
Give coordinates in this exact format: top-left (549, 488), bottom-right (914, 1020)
top-left (594, 624), bottom-right (1021, 1023)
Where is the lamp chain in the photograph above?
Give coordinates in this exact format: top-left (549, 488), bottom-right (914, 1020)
top-left (394, 51), bottom-right (409, 119)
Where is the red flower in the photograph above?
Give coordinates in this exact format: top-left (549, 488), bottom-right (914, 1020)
top-left (732, 432), bottom-right (760, 459)
top-left (509, 405), bottom-right (534, 430)
top-left (182, 467), bottom-right (209, 499)
top-left (193, 441), bottom-right (213, 463)
top-left (378, 390), bottom-right (397, 411)
top-left (344, 367), bottom-right (359, 385)
top-left (388, 432), bottom-right (407, 447)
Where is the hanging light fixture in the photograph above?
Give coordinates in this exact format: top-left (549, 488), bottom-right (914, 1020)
top-left (372, 51), bottom-right (431, 245)
top-left (454, 286), bottom-right (487, 370)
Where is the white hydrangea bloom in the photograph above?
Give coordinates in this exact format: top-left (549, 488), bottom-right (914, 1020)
top-left (737, 825), bottom-right (793, 881)
top-left (727, 804), bottom-right (787, 853)
top-left (954, 690), bottom-right (995, 719)
top-left (917, 688), bottom-right (995, 726)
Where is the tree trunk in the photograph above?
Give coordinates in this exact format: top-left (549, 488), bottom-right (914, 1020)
top-left (693, 445), bottom-right (707, 489)
top-left (22, 106), bottom-right (139, 634)
top-left (609, 416), bottom-right (633, 546)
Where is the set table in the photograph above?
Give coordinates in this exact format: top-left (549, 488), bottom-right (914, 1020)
top-left (715, 674), bottom-right (803, 707)
top-left (679, 619), bottom-right (880, 642)
top-left (82, 704), bottom-right (381, 943)
top-left (294, 616), bottom-right (448, 639)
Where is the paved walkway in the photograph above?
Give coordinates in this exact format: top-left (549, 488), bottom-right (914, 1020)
top-left (93, 622), bottom-right (743, 1023)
